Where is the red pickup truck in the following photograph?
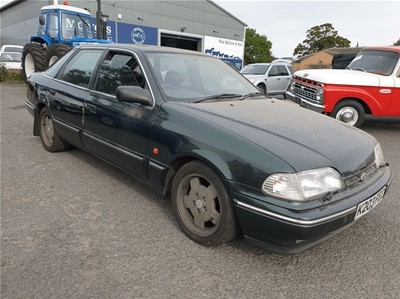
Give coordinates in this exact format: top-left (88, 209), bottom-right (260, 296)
top-left (286, 46), bottom-right (400, 127)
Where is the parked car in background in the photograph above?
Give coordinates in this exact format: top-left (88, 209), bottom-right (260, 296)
top-left (25, 44), bottom-right (391, 254)
top-left (0, 45), bottom-right (23, 70)
top-left (287, 46), bottom-right (400, 127)
top-left (240, 61), bottom-right (294, 97)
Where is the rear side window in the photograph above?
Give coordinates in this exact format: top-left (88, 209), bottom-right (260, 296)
top-left (58, 49), bottom-right (103, 88)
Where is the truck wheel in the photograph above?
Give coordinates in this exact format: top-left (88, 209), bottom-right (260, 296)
top-left (45, 44), bottom-right (72, 67)
top-left (257, 84), bottom-right (267, 95)
top-left (331, 100), bottom-right (365, 127)
top-left (171, 161), bottom-right (239, 246)
top-left (22, 43), bottom-right (46, 82)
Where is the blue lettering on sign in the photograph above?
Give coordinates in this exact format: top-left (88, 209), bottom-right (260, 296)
top-left (117, 22), bottom-right (158, 45)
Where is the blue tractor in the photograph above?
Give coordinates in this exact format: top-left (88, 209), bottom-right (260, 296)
top-left (22, 4), bottom-right (112, 81)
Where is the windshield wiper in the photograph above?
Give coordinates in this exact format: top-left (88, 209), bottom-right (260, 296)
top-left (346, 66), bottom-right (367, 72)
top-left (191, 93), bottom-right (242, 103)
top-left (77, 13), bottom-right (90, 29)
top-left (354, 67), bottom-right (367, 72)
top-left (239, 92), bottom-right (264, 100)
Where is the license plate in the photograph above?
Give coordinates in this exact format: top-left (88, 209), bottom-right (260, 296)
top-left (354, 187), bottom-right (386, 220)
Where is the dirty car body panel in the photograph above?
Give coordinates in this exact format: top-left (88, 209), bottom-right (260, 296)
top-left (26, 44), bottom-right (392, 254)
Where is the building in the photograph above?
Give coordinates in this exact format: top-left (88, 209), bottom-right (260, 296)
top-left (0, 0), bottom-right (247, 68)
top-left (292, 47), bottom-right (362, 71)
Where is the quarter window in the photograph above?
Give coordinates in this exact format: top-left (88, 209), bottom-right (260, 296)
top-left (58, 49), bottom-right (103, 88)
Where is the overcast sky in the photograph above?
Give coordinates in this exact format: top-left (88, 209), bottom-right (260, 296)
top-left (214, 0), bottom-right (400, 58)
top-left (1, 0), bottom-right (399, 58)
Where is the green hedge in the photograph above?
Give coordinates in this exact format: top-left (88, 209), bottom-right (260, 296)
top-left (0, 65), bottom-right (24, 83)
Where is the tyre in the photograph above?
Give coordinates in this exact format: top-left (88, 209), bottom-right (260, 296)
top-left (330, 100), bottom-right (365, 127)
top-left (257, 84), bottom-right (267, 95)
top-left (45, 44), bottom-right (72, 68)
top-left (171, 161), bottom-right (239, 246)
top-left (22, 43), bottom-right (46, 82)
top-left (39, 107), bottom-right (69, 152)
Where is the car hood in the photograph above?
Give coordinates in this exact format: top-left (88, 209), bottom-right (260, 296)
top-left (171, 99), bottom-right (376, 175)
top-left (293, 69), bottom-right (387, 87)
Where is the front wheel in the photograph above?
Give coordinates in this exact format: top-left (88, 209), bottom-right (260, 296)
top-left (257, 84), bottom-right (267, 95)
top-left (330, 100), bottom-right (365, 127)
top-left (171, 161), bottom-right (239, 246)
top-left (39, 107), bottom-right (69, 152)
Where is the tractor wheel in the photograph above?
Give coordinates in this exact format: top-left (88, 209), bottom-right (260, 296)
top-left (22, 43), bottom-right (46, 82)
top-left (45, 44), bottom-right (72, 68)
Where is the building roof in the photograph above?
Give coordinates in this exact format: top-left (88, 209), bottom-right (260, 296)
top-left (294, 47), bottom-right (362, 63)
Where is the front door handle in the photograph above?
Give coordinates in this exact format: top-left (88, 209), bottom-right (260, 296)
top-left (84, 103), bottom-right (97, 113)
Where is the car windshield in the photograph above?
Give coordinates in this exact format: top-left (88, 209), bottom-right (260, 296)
top-left (240, 64), bottom-right (270, 75)
top-left (145, 52), bottom-right (259, 102)
top-left (0, 53), bottom-right (22, 62)
top-left (61, 13), bottom-right (94, 39)
top-left (347, 50), bottom-right (399, 76)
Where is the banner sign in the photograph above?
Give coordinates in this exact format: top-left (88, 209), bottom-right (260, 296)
top-left (117, 22), bottom-right (158, 45)
top-left (203, 36), bottom-right (244, 69)
top-left (92, 19), bottom-right (116, 42)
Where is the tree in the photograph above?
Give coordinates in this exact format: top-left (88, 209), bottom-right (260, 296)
top-left (293, 23), bottom-right (351, 56)
top-left (393, 38), bottom-right (400, 46)
top-left (244, 28), bottom-right (272, 64)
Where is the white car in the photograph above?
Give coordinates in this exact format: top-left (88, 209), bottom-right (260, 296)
top-left (0, 45), bottom-right (23, 70)
top-left (240, 61), bottom-right (294, 97)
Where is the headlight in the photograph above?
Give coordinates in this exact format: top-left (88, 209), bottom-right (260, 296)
top-left (288, 80), bottom-right (295, 92)
top-left (248, 78), bottom-right (255, 83)
top-left (315, 88), bottom-right (324, 103)
top-left (374, 143), bottom-right (385, 168)
top-left (262, 167), bottom-right (345, 201)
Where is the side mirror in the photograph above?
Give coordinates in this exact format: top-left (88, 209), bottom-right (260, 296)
top-left (39, 15), bottom-right (45, 26)
top-left (116, 86), bottom-right (153, 106)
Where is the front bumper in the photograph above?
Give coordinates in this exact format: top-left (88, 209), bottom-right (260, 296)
top-left (231, 165), bottom-right (392, 254)
top-left (286, 90), bottom-right (325, 113)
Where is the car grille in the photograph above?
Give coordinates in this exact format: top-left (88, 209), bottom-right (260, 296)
top-left (343, 162), bottom-right (378, 188)
top-left (292, 76), bottom-right (322, 104)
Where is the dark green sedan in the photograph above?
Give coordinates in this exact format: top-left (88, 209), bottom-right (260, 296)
top-left (25, 44), bottom-right (392, 254)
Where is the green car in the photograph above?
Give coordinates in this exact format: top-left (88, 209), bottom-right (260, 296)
top-left (26, 45), bottom-right (392, 254)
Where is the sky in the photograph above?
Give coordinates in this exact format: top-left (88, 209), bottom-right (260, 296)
top-left (1, 0), bottom-right (399, 58)
top-left (214, 0), bottom-right (400, 58)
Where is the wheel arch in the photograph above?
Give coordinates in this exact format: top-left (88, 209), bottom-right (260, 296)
top-left (30, 36), bottom-right (50, 47)
top-left (33, 103), bottom-right (46, 136)
top-left (334, 97), bottom-right (372, 115)
top-left (163, 151), bottom-right (232, 198)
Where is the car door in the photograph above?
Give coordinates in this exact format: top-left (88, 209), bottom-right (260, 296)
top-left (266, 65), bottom-right (281, 93)
top-left (276, 65), bottom-right (292, 92)
top-left (83, 50), bottom-right (157, 180)
top-left (49, 48), bottom-right (104, 147)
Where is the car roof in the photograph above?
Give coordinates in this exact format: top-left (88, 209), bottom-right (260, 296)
top-left (78, 43), bottom-right (209, 57)
top-left (362, 46), bottom-right (400, 53)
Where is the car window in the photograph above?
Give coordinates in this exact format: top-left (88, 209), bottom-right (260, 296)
top-left (277, 65), bottom-right (289, 76)
top-left (269, 65), bottom-right (279, 77)
top-left (58, 49), bottom-right (103, 88)
top-left (94, 52), bottom-right (146, 96)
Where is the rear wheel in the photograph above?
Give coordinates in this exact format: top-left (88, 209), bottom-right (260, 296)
top-left (171, 161), bottom-right (239, 246)
top-left (45, 44), bottom-right (72, 67)
top-left (330, 100), bottom-right (365, 127)
top-left (39, 107), bottom-right (69, 152)
top-left (22, 43), bottom-right (46, 82)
